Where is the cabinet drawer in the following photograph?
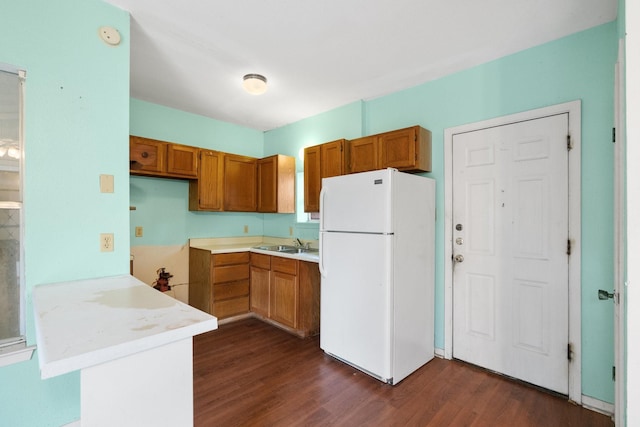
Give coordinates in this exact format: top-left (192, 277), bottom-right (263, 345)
top-left (213, 264), bottom-right (249, 283)
top-left (213, 296), bottom-right (249, 318)
top-left (251, 253), bottom-right (271, 269)
top-left (272, 256), bottom-right (297, 275)
top-left (213, 280), bottom-right (249, 300)
top-left (212, 252), bottom-right (250, 266)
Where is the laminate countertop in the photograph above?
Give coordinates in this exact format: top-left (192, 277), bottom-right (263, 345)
top-left (32, 274), bottom-right (218, 379)
top-left (189, 237), bottom-right (319, 263)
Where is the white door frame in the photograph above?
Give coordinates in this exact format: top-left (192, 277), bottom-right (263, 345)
top-left (443, 100), bottom-right (582, 403)
top-left (613, 39), bottom-right (626, 427)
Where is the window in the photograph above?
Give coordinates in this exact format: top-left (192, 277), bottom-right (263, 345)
top-left (295, 171), bottom-right (319, 223)
top-left (0, 66), bottom-right (28, 365)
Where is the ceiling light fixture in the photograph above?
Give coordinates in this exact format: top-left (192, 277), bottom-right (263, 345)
top-left (242, 74), bottom-right (267, 95)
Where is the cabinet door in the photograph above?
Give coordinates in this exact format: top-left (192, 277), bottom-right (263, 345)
top-left (379, 126), bottom-right (432, 172)
top-left (250, 265), bottom-right (270, 317)
top-left (257, 156), bottom-right (277, 212)
top-left (321, 139), bottom-right (346, 178)
top-left (298, 261), bottom-right (320, 336)
top-left (348, 135), bottom-right (379, 173)
top-left (189, 150), bottom-right (223, 211)
top-left (270, 271), bottom-right (298, 329)
top-left (130, 136), bottom-right (167, 175)
top-left (224, 154), bottom-right (257, 212)
top-left (167, 144), bottom-right (198, 178)
top-left (304, 145), bottom-right (321, 212)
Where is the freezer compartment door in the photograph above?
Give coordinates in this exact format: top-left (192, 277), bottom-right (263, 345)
top-left (320, 169), bottom-right (392, 234)
top-left (320, 231), bottom-right (392, 380)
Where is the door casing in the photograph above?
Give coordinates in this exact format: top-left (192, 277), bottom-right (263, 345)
top-left (443, 100), bottom-right (582, 403)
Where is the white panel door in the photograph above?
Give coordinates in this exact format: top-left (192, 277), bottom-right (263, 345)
top-left (452, 114), bottom-right (569, 394)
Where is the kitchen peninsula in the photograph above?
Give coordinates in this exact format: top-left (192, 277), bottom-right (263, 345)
top-left (33, 275), bottom-right (217, 427)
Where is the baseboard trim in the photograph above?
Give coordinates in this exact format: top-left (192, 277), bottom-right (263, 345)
top-left (582, 395), bottom-right (614, 417)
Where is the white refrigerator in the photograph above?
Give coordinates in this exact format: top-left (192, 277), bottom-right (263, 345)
top-left (319, 168), bottom-right (435, 385)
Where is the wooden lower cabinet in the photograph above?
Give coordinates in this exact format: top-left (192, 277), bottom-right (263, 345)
top-left (189, 249), bottom-right (250, 319)
top-left (270, 257), bottom-right (298, 329)
top-left (249, 253), bottom-right (320, 337)
top-left (249, 253), bottom-right (271, 317)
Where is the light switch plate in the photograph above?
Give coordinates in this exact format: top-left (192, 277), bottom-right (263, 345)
top-left (100, 174), bottom-right (114, 193)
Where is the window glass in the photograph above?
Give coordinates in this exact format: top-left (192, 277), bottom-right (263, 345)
top-left (0, 68), bottom-right (23, 347)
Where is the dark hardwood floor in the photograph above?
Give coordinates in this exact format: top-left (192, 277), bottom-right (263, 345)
top-left (194, 318), bottom-right (613, 427)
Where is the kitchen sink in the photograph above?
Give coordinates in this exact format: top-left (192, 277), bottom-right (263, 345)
top-left (253, 245), bottom-right (318, 254)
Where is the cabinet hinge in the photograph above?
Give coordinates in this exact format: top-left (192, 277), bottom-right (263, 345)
top-left (567, 134), bottom-right (573, 151)
top-left (567, 343), bottom-right (574, 361)
top-left (612, 127), bottom-right (616, 143)
top-left (566, 239), bottom-right (571, 256)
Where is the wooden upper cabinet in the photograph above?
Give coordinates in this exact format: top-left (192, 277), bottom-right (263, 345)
top-left (304, 139), bottom-right (346, 212)
top-left (348, 135), bottom-right (378, 173)
top-left (223, 154), bottom-right (257, 212)
top-left (348, 126), bottom-right (432, 174)
top-left (257, 154), bottom-right (295, 213)
top-left (130, 136), bottom-right (167, 175)
top-left (379, 126), bottom-right (431, 172)
top-left (189, 149), bottom-right (223, 211)
top-left (130, 136), bottom-right (198, 179)
top-left (321, 139), bottom-right (346, 178)
top-left (303, 145), bottom-right (321, 212)
top-left (167, 144), bottom-right (198, 178)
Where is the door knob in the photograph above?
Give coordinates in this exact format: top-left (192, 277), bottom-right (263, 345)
top-left (598, 289), bottom-right (614, 300)
top-left (454, 254), bottom-right (464, 263)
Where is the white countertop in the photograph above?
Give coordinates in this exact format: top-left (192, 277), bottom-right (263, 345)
top-left (189, 237), bottom-right (319, 263)
top-left (33, 275), bottom-right (218, 379)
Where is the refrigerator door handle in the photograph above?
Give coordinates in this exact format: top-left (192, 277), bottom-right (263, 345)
top-left (319, 232), bottom-right (326, 277)
top-left (319, 186), bottom-right (327, 231)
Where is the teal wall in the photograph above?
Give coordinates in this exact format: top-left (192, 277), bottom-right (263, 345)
top-left (0, 0), bottom-right (130, 425)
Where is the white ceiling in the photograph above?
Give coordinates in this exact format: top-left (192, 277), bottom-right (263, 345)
top-left (104, 0), bottom-right (617, 132)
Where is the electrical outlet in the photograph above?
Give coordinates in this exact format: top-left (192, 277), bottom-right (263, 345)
top-left (100, 233), bottom-right (114, 252)
top-left (135, 226), bottom-right (143, 237)
top-left (289, 226), bottom-right (293, 236)
top-left (243, 225), bottom-right (249, 234)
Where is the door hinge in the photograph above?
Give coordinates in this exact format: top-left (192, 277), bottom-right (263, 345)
top-left (613, 365), bottom-right (616, 381)
top-left (566, 239), bottom-right (572, 256)
top-left (567, 134), bottom-right (573, 151)
top-left (612, 127), bottom-right (616, 143)
top-left (567, 343), bottom-right (574, 361)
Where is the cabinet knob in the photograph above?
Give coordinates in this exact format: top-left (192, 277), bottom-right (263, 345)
top-left (141, 151), bottom-right (149, 158)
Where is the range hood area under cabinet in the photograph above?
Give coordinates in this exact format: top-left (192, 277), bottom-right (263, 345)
top-left (129, 135), bottom-right (295, 213)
